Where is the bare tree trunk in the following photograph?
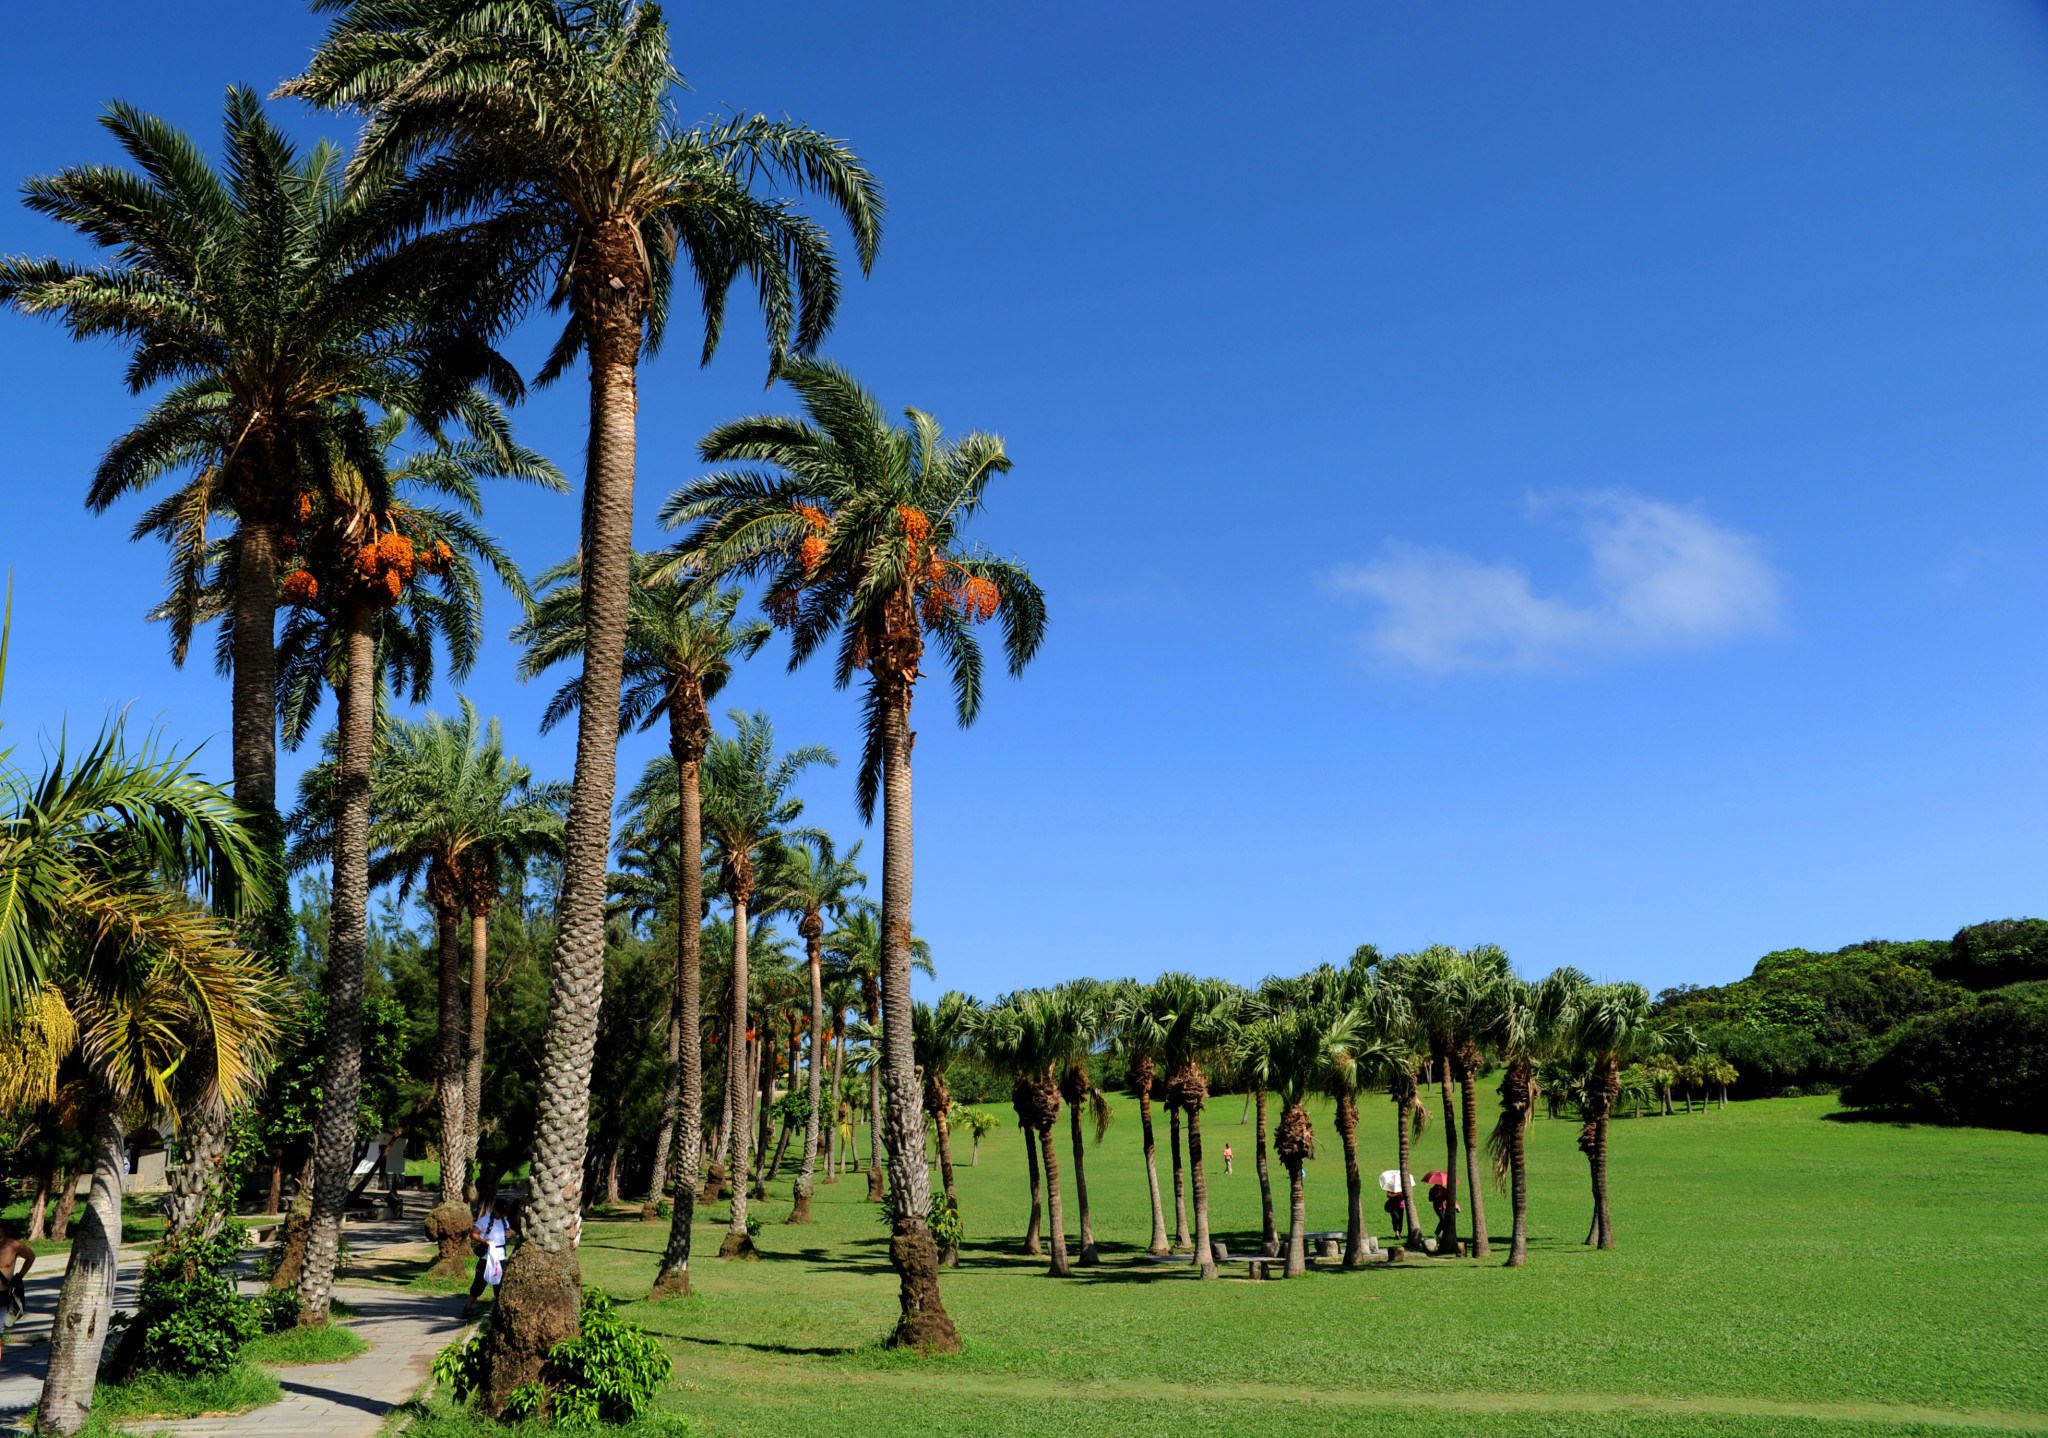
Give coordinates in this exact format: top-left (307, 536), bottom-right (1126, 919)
top-left (1188, 1102), bottom-right (1216, 1280)
top-left (1168, 1107), bottom-right (1189, 1251)
top-left (163, 1090), bottom-right (229, 1239)
top-left (1284, 1163), bottom-right (1308, 1278)
top-left (26, 1165), bottom-right (52, 1241)
top-left (865, 1053), bottom-right (886, 1202)
top-left (651, 749), bottom-right (705, 1297)
top-left (1038, 1122), bottom-right (1070, 1278)
top-left (1136, 1059), bottom-right (1168, 1257)
top-left (1501, 1059), bottom-right (1533, 1267)
top-left (749, 1031), bottom-right (773, 1199)
top-left (299, 607), bottom-right (374, 1326)
top-left (791, 920), bottom-right (826, 1222)
top-left (1457, 1054), bottom-right (1491, 1258)
top-left (1065, 1077), bottom-right (1098, 1266)
top-left (49, 1170), bottom-right (80, 1242)
top-left (825, 1021), bottom-right (845, 1183)
top-left (463, 907), bottom-right (490, 1205)
top-left (1022, 1121), bottom-right (1042, 1255)
top-left (35, 1108), bottom-right (125, 1437)
top-left (1255, 1087), bottom-right (1277, 1256)
top-left (721, 890), bottom-right (756, 1258)
top-left (933, 1105), bottom-right (959, 1266)
top-left (483, 228), bottom-right (642, 1408)
top-left (874, 676), bottom-right (958, 1349)
top-left (1337, 1092), bottom-right (1366, 1267)
top-left (431, 875), bottom-right (466, 1209)
top-left (1436, 1047), bottom-right (1460, 1253)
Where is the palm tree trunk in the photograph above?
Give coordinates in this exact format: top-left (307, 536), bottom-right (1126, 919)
top-left (1137, 1062), bottom-right (1168, 1257)
top-left (484, 235), bottom-right (642, 1408)
top-left (1337, 1093), bottom-right (1365, 1267)
top-left (1168, 1107), bottom-right (1189, 1251)
top-left (603, 1143), bottom-right (622, 1207)
top-left (26, 1165), bottom-right (51, 1241)
top-left (1038, 1122), bottom-right (1070, 1277)
top-left (1188, 1102), bottom-right (1216, 1280)
top-left (35, 1107), bottom-right (125, 1437)
top-left (463, 907), bottom-right (490, 1205)
top-left (49, 1172), bottom-right (80, 1242)
top-left (865, 1050), bottom-right (887, 1202)
top-left (1457, 1056), bottom-right (1491, 1258)
top-left (1022, 1121), bottom-right (1042, 1255)
top-left (874, 676), bottom-right (958, 1349)
top-left (1066, 1093), bottom-right (1097, 1266)
top-left (653, 749), bottom-right (707, 1295)
top-left (750, 1032), bottom-right (774, 1199)
top-left (826, 1021), bottom-right (846, 1183)
top-left (1579, 1055), bottom-right (1619, 1249)
top-left (792, 922), bottom-right (826, 1222)
top-left (431, 882), bottom-right (465, 1209)
top-left (1436, 1048), bottom-right (1460, 1254)
top-left (1501, 1059), bottom-right (1533, 1268)
top-left (1255, 1087), bottom-right (1277, 1256)
top-left (721, 890), bottom-right (756, 1258)
top-left (1284, 1163), bottom-right (1308, 1279)
top-left (1397, 1094), bottom-right (1424, 1250)
top-left (299, 606), bottom-right (374, 1326)
top-left (934, 1108), bottom-right (959, 1266)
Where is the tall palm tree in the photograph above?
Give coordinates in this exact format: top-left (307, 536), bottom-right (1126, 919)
top-left (823, 907), bottom-right (932, 1201)
top-left (664, 358), bottom-right (1044, 1348)
top-left (0, 678), bottom-right (277, 1434)
top-left (0, 88), bottom-right (504, 1229)
top-left (911, 990), bottom-right (979, 1265)
top-left (820, 971), bottom-right (860, 1180)
top-left (1396, 945), bottom-right (1479, 1255)
top-left (1152, 976), bottom-right (1238, 1280)
top-left (285, 2), bottom-right (880, 1387)
top-left (1566, 981), bottom-right (1658, 1249)
top-left (1239, 1005), bottom-right (1360, 1278)
top-left (364, 701), bottom-right (564, 1221)
top-left (1051, 982), bottom-right (1112, 1267)
top-left (518, 566), bottom-right (767, 1268)
top-left (1311, 962), bottom-right (1405, 1268)
top-left (1484, 966), bottom-right (1585, 1267)
top-left (691, 711), bottom-right (830, 1257)
top-left (975, 991), bottom-right (1072, 1277)
top-left (1107, 979), bottom-right (1172, 1257)
top-left (763, 835), bottom-right (866, 1223)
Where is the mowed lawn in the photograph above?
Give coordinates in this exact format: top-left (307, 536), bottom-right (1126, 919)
top-left (478, 1090), bottom-right (2046, 1437)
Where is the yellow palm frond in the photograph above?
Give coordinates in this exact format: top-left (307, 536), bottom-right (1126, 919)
top-left (0, 986), bottom-right (78, 1113)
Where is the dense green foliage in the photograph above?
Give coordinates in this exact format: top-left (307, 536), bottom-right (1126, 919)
top-left (438, 1289), bottom-right (672, 1428)
top-left (1841, 982), bottom-right (2048, 1130)
top-left (110, 1222), bottom-right (263, 1379)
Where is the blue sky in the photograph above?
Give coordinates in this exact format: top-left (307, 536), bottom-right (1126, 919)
top-left (5, 1), bottom-right (2048, 999)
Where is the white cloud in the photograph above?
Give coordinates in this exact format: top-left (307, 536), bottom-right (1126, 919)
top-left (1329, 492), bottom-right (1781, 672)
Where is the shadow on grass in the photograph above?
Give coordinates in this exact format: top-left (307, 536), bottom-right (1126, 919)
top-left (667, 1333), bottom-right (861, 1359)
top-left (1820, 1107), bottom-right (1928, 1128)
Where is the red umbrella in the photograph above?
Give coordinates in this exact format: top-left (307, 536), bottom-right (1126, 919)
top-left (1421, 1170), bottom-right (1450, 1185)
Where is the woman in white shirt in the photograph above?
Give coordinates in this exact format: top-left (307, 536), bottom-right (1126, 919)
top-left (461, 1196), bottom-right (513, 1320)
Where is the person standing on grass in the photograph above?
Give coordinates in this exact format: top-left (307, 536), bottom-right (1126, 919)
top-left (1222, 1143), bottom-right (1235, 1175)
top-left (1384, 1187), bottom-right (1408, 1236)
top-left (462, 1196), bottom-right (513, 1321)
top-left (0, 1223), bottom-right (34, 1350)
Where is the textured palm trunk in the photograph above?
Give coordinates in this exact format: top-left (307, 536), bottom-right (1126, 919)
top-left (49, 1173), bottom-right (80, 1242)
top-left (1188, 1102), bottom-right (1216, 1279)
top-left (1456, 1053), bottom-right (1490, 1257)
top-left (721, 889), bottom-right (756, 1258)
top-left (26, 1166), bottom-right (51, 1240)
top-left (933, 1101), bottom-right (959, 1266)
top-left (1337, 1093), bottom-right (1365, 1266)
top-left (299, 606), bottom-right (374, 1325)
top-left (874, 671), bottom-right (959, 1349)
top-left (1396, 1092), bottom-right (1424, 1249)
top-left (603, 1144), bottom-right (622, 1206)
top-left (485, 224), bottom-right (642, 1409)
top-left (643, 966), bottom-right (681, 1221)
top-left (749, 1029), bottom-right (774, 1198)
top-left (1285, 1162), bottom-right (1308, 1278)
top-left (463, 906), bottom-right (490, 1204)
top-left (652, 750), bottom-right (705, 1297)
top-left (1579, 1055), bottom-right (1619, 1249)
top-left (1136, 1059), bottom-right (1168, 1257)
top-left (1435, 1047), bottom-right (1460, 1253)
top-left (35, 1107), bottom-right (124, 1437)
top-left (1168, 1108), bottom-right (1189, 1251)
top-left (1038, 1121), bottom-right (1070, 1277)
top-left (431, 869), bottom-right (466, 1209)
top-left (1021, 1115), bottom-right (1042, 1255)
top-left (825, 1022), bottom-right (845, 1182)
top-left (1255, 1087), bottom-right (1277, 1256)
top-left (1062, 1070), bottom-right (1098, 1265)
top-left (865, 1038), bottom-right (887, 1202)
top-left (1501, 1058), bottom-right (1533, 1267)
top-left (791, 916), bottom-right (826, 1222)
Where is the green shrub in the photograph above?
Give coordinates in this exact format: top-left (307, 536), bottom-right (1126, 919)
top-left (434, 1289), bottom-right (672, 1428)
top-left (110, 1221), bottom-right (261, 1379)
top-left (1841, 989), bottom-right (2048, 1131)
top-left (1939, 918), bottom-right (2048, 990)
top-left (254, 1288), bottom-right (302, 1334)
top-left (928, 1194), bottom-right (962, 1250)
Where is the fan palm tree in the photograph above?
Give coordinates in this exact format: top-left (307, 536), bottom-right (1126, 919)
top-left (1158, 976), bottom-right (1239, 1280)
top-left (362, 700), bottom-right (564, 1216)
top-left (1394, 945), bottom-right (1483, 1254)
top-left (661, 357), bottom-right (1044, 1349)
top-left (1106, 978), bottom-right (1173, 1257)
top-left (517, 566), bottom-right (767, 1275)
top-left (763, 835), bottom-right (866, 1223)
top-left (1566, 981), bottom-right (1658, 1249)
top-left (911, 990), bottom-right (979, 1265)
top-left (1240, 1005), bottom-right (1361, 1278)
top-left (0, 666), bottom-right (278, 1433)
top-left (1051, 981), bottom-right (1113, 1268)
top-left (975, 991), bottom-right (1073, 1276)
top-left (1483, 966), bottom-right (1585, 1267)
top-left (283, 8), bottom-right (879, 1386)
top-left (1310, 963), bottom-right (1405, 1268)
top-left (0, 88), bottom-right (508, 1229)
top-left (690, 712), bottom-right (830, 1257)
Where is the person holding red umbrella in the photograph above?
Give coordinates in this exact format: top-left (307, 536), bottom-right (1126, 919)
top-left (1423, 1170), bottom-right (1458, 1248)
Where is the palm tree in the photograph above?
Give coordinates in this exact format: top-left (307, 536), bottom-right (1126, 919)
top-left (518, 567), bottom-right (767, 1273)
top-left (0, 88), bottom-right (506, 1229)
top-left (276, 413), bottom-right (537, 1322)
top-left (911, 991), bottom-right (979, 1265)
top-left (1484, 967), bottom-right (1584, 1267)
top-left (1241, 1005), bottom-right (1360, 1278)
top-left (662, 357), bottom-right (1044, 1349)
top-left (0, 664), bottom-right (277, 1432)
top-left (820, 971), bottom-right (860, 1180)
top-left (690, 712), bottom-right (830, 1257)
top-left (1566, 981), bottom-right (1657, 1249)
top-left (1396, 945), bottom-right (1485, 1255)
top-left (285, 2), bottom-right (880, 1386)
top-left (763, 835), bottom-right (866, 1223)
top-left (1051, 982), bottom-right (1112, 1267)
top-left (1107, 979), bottom-right (1173, 1257)
top-left (976, 992), bottom-right (1072, 1277)
top-left (1154, 976), bottom-right (1238, 1280)
top-left (364, 701), bottom-right (563, 1224)
top-left (1311, 962), bottom-right (1405, 1268)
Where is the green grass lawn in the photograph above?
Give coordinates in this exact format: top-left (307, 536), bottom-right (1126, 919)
top-left (510, 1089), bottom-right (2044, 1438)
top-left (0, 1195), bottom-right (165, 1262)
